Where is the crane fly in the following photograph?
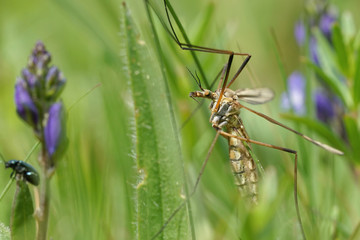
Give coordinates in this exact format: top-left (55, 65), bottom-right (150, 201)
top-left (150, 0), bottom-right (344, 239)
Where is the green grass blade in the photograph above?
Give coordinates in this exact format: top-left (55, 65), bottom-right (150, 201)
top-left (10, 182), bottom-right (35, 240)
top-left (144, 1), bottom-right (195, 239)
top-left (121, 3), bottom-right (188, 239)
top-left (306, 60), bottom-right (352, 107)
top-left (353, 48), bottom-right (360, 105)
top-left (332, 24), bottom-right (349, 76)
top-left (340, 12), bottom-right (356, 45)
top-left (343, 115), bottom-right (360, 163)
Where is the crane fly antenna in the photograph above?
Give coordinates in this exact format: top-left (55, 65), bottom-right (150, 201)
top-left (195, 71), bottom-right (203, 90)
top-left (179, 68), bottom-right (223, 130)
top-left (186, 67), bottom-right (204, 91)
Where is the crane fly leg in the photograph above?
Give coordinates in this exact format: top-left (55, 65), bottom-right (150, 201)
top-left (217, 130), bottom-right (306, 240)
top-left (238, 103), bottom-right (343, 155)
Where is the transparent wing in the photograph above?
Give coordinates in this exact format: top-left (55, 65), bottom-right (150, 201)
top-left (235, 88), bottom-right (274, 104)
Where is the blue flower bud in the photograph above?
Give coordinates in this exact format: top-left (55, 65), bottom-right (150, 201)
top-left (314, 90), bottom-right (335, 123)
top-left (319, 12), bottom-right (336, 40)
top-left (294, 20), bottom-right (306, 46)
top-left (14, 80), bottom-right (39, 127)
top-left (28, 41), bottom-right (51, 76)
top-left (44, 102), bottom-right (67, 159)
top-left (281, 71), bottom-right (306, 115)
top-left (21, 69), bottom-right (37, 89)
top-left (45, 66), bottom-right (66, 101)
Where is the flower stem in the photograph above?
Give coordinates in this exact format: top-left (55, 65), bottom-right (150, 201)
top-left (35, 147), bottom-right (52, 240)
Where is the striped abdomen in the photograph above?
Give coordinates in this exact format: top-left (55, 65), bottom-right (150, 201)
top-left (228, 126), bottom-right (258, 204)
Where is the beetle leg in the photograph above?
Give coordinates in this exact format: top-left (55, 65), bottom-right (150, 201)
top-left (10, 171), bottom-right (14, 178)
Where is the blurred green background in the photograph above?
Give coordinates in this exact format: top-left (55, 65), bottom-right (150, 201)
top-left (1, 0), bottom-right (360, 239)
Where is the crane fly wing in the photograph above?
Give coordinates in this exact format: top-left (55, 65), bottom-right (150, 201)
top-left (235, 88), bottom-right (274, 104)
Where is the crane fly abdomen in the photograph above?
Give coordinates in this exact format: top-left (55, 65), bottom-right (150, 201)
top-left (228, 121), bottom-right (258, 204)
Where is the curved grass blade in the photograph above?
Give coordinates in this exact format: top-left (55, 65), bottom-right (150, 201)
top-left (121, 3), bottom-right (188, 239)
top-left (332, 24), bottom-right (349, 75)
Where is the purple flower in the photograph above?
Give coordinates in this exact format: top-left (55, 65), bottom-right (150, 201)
top-left (28, 41), bottom-right (51, 73)
top-left (44, 102), bottom-right (67, 158)
top-left (15, 41), bottom-right (68, 166)
top-left (45, 66), bottom-right (66, 100)
top-left (21, 69), bottom-right (37, 89)
top-left (319, 12), bottom-right (337, 39)
top-left (294, 20), bottom-right (306, 46)
top-left (281, 71), bottom-right (306, 115)
top-left (14, 81), bottom-right (39, 127)
top-left (314, 90), bottom-right (335, 123)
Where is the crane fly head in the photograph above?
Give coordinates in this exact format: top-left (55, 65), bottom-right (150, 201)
top-left (189, 89), bottom-right (215, 100)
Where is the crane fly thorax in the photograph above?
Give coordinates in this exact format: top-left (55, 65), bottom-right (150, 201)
top-left (208, 89), bottom-right (242, 129)
top-left (189, 88), bottom-right (243, 128)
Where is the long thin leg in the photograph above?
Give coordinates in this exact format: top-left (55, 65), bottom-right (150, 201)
top-left (164, 0), bottom-right (248, 56)
top-left (217, 130), bottom-right (306, 240)
top-left (226, 55), bottom-right (251, 88)
top-left (238, 103), bottom-right (344, 155)
top-left (163, 0), bottom-right (252, 98)
top-left (151, 131), bottom-right (221, 240)
top-left (213, 54), bottom-right (233, 112)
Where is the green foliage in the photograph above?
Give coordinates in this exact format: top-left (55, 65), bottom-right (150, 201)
top-left (304, 13), bottom-right (360, 164)
top-left (280, 8), bottom-right (360, 239)
top-left (10, 181), bottom-right (35, 240)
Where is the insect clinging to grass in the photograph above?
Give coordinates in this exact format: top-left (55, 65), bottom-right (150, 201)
top-left (149, 0), bottom-right (344, 239)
